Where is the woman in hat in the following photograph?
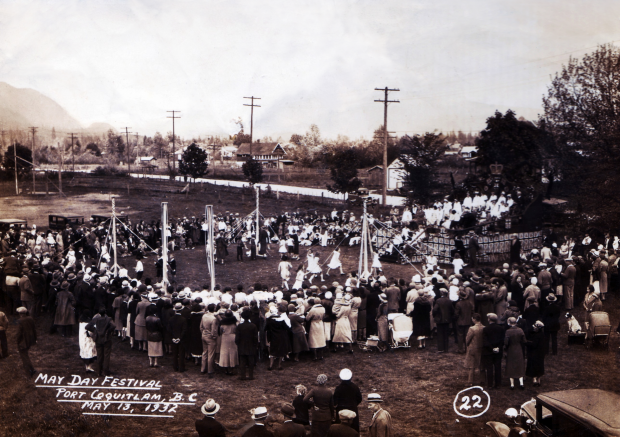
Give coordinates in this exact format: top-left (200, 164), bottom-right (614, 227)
top-left (218, 310), bottom-right (239, 375)
top-left (410, 289), bottom-right (432, 349)
top-left (526, 320), bottom-right (546, 387)
top-left (376, 294), bottom-right (389, 349)
top-left (504, 317), bottom-right (526, 389)
top-left (265, 307), bottom-right (291, 370)
top-left (332, 293), bottom-right (353, 353)
top-left (145, 305), bottom-right (164, 367)
top-left (55, 281), bottom-right (76, 337)
top-left (304, 374), bottom-right (334, 437)
top-left (287, 304), bottom-right (309, 361)
top-left (186, 301), bottom-right (204, 365)
top-left (306, 298), bottom-right (326, 361)
top-left (134, 293), bottom-right (151, 352)
top-left (78, 310), bottom-right (97, 372)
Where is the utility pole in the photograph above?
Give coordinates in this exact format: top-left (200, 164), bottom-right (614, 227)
top-left (29, 126), bottom-right (38, 194)
top-left (134, 132), bottom-right (140, 165)
top-left (210, 136), bottom-right (217, 176)
top-left (167, 111), bottom-right (181, 171)
top-left (13, 142), bottom-right (18, 195)
top-left (68, 132), bottom-right (78, 172)
top-left (121, 127), bottom-right (132, 172)
top-left (0, 125), bottom-right (6, 153)
top-left (374, 87), bottom-right (400, 206)
top-left (243, 96), bottom-right (261, 155)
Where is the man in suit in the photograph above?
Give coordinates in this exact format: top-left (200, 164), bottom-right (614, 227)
top-left (482, 313), bottom-right (504, 388)
top-left (200, 303), bottom-right (219, 378)
top-left (367, 393), bottom-right (392, 437)
top-left (236, 309), bottom-right (258, 380)
top-left (242, 407), bottom-right (274, 437)
top-left (86, 306), bottom-right (116, 377)
top-left (16, 306), bottom-right (37, 377)
top-left (196, 399), bottom-right (226, 437)
top-left (432, 289), bottom-right (454, 353)
top-left (274, 404), bottom-right (305, 437)
top-left (327, 410), bottom-right (359, 437)
top-left (454, 289), bottom-right (474, 354)
top-left (384, 280), bottom-right (400, 314)
top-left (468, 231), bottom-right (480, 268)
top-left (561, 259), bottom-right (576, 310)
top-left (168, 302), bottom-right (188, 372)
top-left (333, 368), bottom-right (362, 432)
top-left (18, 268), bottom-right (35, 318)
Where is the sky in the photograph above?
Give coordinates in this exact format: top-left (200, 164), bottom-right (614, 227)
top-left (2, 0), bottom-right (620, 141)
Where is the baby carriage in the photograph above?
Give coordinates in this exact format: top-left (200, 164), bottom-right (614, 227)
top-left (358, 335), bottom-right (388, 353)
top-left (388, 313), bottom-right (413, 349)
top-left (585, 312), bottom-right (611, 351)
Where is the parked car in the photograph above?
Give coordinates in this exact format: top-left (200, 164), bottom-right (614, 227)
top-left (487, 389), bottom-right (620, 436)
top-left (48, 214), bottom-right (84, 230)
top-left (0, 219), bottom-right (28, 232)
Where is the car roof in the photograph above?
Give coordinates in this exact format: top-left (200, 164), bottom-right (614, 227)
top-left (49, 214), bottom-right (84, 219)
top-left (537, 389), bottom-right (620, 436)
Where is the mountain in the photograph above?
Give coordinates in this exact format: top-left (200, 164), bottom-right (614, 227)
top-left (0, 82), bottom-right (82, 131)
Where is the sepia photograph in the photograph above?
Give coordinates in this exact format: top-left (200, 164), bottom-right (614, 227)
top-left (1, 1), bottom-right (620, 435)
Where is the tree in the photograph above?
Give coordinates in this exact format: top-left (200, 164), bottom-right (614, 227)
top-left (399, 133), bottom-right (446, 204)
top-left (3, 143), bottom-right (33, 179)
top-left (541, 45), bottom-right (620, 228)
top-left (327, 148), bottom-right (362, 195)
top-left (475, 110), bottom-right (551, 188)
top-left (242, 157), bottom-right (263, 185)
top-left (179, 142), bottom-right (209, 180)
top-left (86, 142), bottom-right (101, 156)
top-left (289, 134), bottom-right (302, 145)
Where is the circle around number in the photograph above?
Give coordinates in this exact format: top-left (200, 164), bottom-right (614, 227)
top-left (453, 386), bottom-right (490, 418)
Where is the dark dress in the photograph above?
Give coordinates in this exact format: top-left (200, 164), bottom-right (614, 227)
top-left (189, 310), bottom-right (205, 357)
top-left (526, 329), bottom-right (545, 378)
top-left (333, 380), bottom-right (362, 432)
top-left (128, 299), bottom-right (138, 338)
top-left (266, 317), bottom-right (291, 358)
top-left (410, 297), bottom-right (432, 338)
top-left (289, 313), bottom-right (309, 353)
top-left (293, 394), bottom-right (312, 425)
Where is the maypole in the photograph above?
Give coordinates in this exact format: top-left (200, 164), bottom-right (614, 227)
top-left (205, 205), bottom-right (215, 291)
top-left (162, 202), bottom-right (168, 286)
top-left (256, 186), bottom-right (260, 234)
top-left (111, 197), bottom-right (120, 277)
top-left (358, 199), bottom-right (370, 277)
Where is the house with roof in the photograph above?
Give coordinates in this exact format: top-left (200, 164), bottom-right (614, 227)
top-left (460, 145), bottom-right (478, 158)
top-left (236, 140), bottom-right (292, 168)
top-left (365, 159), bottom-right (408, 190)
top-left (444, 142), bottom-right (462, 156)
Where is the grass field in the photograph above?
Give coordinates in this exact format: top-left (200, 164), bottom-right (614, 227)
top-left (1, 181), bottom-right (619, 437)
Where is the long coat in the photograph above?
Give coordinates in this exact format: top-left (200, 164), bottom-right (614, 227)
top-left (189, 311), bottom-right (205, 356)
top-left (368, 408), bottom-right (392, 437)
top-left (332, 301), bottom-right (353, 343)
top-left (411, 297), bottom-right (432, 337)
top-left (235, 320), bottom-right (258, 356)
top-left (288, 313), bottom-right (309, 353)
top-left (526, 329), bottom-right (545, 377)
top-left (55, 290), bottom-right (76, 326)
top-left (464, 322), bottom-right (484, 369)
top-left (504, 326), bottom-right (526, 378)
top-left (306, 304), bottom-right (326, 349)
top-left (266, 317), bottom-right (291, 358)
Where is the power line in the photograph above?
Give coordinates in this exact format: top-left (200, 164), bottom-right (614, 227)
top-left (167, 111), bottom-right (181, 170)
top-left (374, 87), bottom-right (399, 206)
top-left (29, 126), bottom-right (37, 193)
top-left (243, 96), bottom-right (261, 155)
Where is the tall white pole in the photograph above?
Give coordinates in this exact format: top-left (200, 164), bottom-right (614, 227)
top-left (112, 197), bottom-right (119, 277)
top-left (359, 200), bottom-right (367, 276)
top-left (162, 202), bottom-right (168, 285)
top-left (205, 205), bottom-right (215, 291)
top-left (256, 186), bottom-right (260, 234)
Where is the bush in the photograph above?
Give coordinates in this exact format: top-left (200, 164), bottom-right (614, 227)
top-left (92, 165), bottom-right (129, 177)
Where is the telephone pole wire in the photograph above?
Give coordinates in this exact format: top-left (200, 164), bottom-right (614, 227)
top-left (167, 111), bottom-right (181, 171)
top-left (68, 132), bottom-right (78, 172)
top-left (29, 126), bottom-right (38, 193)
top-left (243, 96), bottom-right (261, 155)
top-left (121, 127), bottom-right (132, 172)
top-left (374, 87), bottom-right (400, 206)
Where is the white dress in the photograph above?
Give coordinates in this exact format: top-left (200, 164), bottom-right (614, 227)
top-left (371, 253), bottom-right (382, 269)
top-left (278, 261), bottom-right (292, 280)
top-left (293, 270), bottom-right (305, 289)
top-left (278, 240), bottom-right (288, 254)
top-left (79, 322), bottom-right (97, 360)
top-left (308, 254), bottom-right (322, 274)
top-left (328, 251), bottom-right (342, 269)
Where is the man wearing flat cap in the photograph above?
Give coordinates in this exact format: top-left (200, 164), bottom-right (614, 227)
top-left (367, 394), bottom-right (392, 437)
top-left (196, 399), bottom-right (226, 437)
top-left (333, 369), bottom-right (362, 432)
top-left (274, 404), bottom-right (305, 437)
top-left (327, 410), bottom-right (358, 437)
top-left (16, 306), bottom-right (37, 377)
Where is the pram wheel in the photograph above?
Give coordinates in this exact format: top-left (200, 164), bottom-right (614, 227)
top-left (377, 343), bottom-right (388, 353)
